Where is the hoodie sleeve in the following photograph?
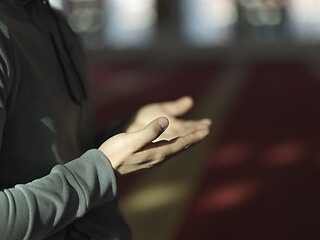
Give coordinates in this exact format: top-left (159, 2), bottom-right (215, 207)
top-left (0, 149), bottom-right (118, 240)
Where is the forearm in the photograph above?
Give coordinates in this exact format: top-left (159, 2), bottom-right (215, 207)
top-left (0, 149), bottom-right (117, 240)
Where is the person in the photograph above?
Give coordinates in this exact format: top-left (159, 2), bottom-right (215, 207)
top-left (0, 0), bottom-right (211, 239)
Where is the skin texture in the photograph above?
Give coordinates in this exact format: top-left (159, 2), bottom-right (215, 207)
top-left (99, 96), bottom-right (212, 175)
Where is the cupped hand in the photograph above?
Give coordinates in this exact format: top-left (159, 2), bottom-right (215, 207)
top-left (99, 117), bottom-right (210, 175)
top-left (125, 96), bottom-right (212, 141)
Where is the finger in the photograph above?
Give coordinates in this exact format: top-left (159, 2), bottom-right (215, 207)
top-left (158, 126), bottom-right (209, 142)
top-left (168, 119), bottom-right (211, 134)
top-left (200, 118), bottom-right (212, 126)
top-left (129, 117), bottom-right (169, 150)
top-left (143, 128), bottom-right (209, 161)
top-left (155, 119), bottom-right (210, 140)
top-left (183, 118), bottom-right (212, 127)
top-left (167, 128), bottom-right (209, 152)
top-left (162, 96), bottom-right (194, 117)
top-left (179, 119), bottom-right (212, 128)
top-left (180, 123), bottom-right (210, 135)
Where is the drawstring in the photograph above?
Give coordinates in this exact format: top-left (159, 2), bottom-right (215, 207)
top-left (41, 0), bottom-right (87, 104)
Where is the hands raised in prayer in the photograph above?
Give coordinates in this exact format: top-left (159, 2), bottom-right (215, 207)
top-left (99, 96), bottom-right (212, 175)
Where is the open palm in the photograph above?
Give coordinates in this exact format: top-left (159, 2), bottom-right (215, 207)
top-left (126, 96), bottom-right (212, 141)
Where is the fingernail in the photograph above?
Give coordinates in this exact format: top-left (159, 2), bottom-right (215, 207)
top-left (158, 118), bottom-right (169, 129)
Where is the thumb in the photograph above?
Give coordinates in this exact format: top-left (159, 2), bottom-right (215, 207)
top-left (162, 96), bottom-right (194, 116)
top-left (130, 117), bottom-right (169, 150)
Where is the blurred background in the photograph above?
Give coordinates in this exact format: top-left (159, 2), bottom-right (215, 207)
top-left (53, 0), bottom-right (320, 239)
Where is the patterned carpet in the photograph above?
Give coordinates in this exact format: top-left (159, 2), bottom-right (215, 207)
top-left (90, 60), bottom-right (320, 240)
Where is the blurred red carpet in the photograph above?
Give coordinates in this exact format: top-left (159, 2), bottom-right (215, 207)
top-left (173, 62), bottom-right (320, 240)
top-left (90, 61), bottom-right (320, 240)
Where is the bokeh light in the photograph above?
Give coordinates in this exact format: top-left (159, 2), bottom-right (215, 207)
top-left (181, 0), bottom-right (238, 47)
top-left (49, 0), bottom-right (64, 10)
top-left (102, 0), bottom-right (157, 48)
top-left (287, 0), bottom-right (320, 42)
top-left (56, 0), bottom-right (320, 49)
